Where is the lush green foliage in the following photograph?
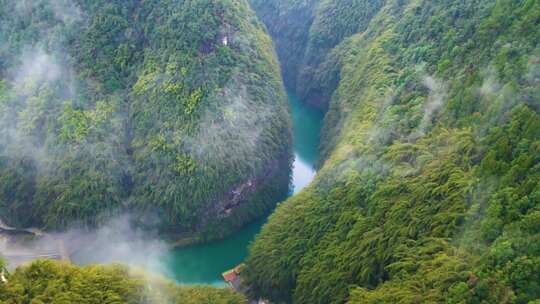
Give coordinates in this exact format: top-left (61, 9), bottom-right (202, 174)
top-left (0, 260), bottom-right (246, 303)
top-left (250, 0), bottom-right (384, 109)
top-left (249, 0), bottom-right (318, 90)
top-left (244, 0), bottom-right (540, 303)
top-left (0, 0), bottom-right (291, 239)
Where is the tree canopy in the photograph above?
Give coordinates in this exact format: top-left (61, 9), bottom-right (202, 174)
top-left (244, 0), bottom-right (540, 303)
top-left (0, 259), bottom-right (246, 304)
top-left (0, 0), bottom-right (291, 241)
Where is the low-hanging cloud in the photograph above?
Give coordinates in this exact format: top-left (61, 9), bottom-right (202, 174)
top-left (184, 73), bottom-right (275, 170)
top-left (479, 67), bottom-right (501, 97)
top-left (527, 54), bottom-right (540, 85)
top-left (13, 48), bottom-right (63, 91)
top-left (15, 0), bottom-right (82, 25)
top-left (63, 215), bottom-right (170, 276)
top-left (412, 74), bottom-right (448, 137)
top-left (1, 214), bottom-right (171, 278)
top-left (420, 75), bottom-right (448, 127)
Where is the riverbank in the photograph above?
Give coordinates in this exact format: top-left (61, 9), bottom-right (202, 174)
top-left (0, 226), bottom-right (69, 270)
top-left (158, 90), bottom-right (323, 285)
top-left (0, 90), bottom-right (323, 286)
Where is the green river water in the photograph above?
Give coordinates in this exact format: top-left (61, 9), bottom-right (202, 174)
top-left (72, 91), bottom-right (323, 286)
top-left (163, 91), bottom-right (323, 285)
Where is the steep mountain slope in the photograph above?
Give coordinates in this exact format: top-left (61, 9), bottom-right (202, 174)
top-left (250, 0), bottom-right (384, 110)
top-left (0, 259), bottom-right (246, 303)
top-left (0, 0), bottom-right (291, 241)
top-left (244, 0), bottom-right (540, 303)
top-left (248, 0), bottom-right (318, 91)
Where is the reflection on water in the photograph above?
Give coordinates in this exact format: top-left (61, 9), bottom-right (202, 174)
top-left (163, 218), bottom-right (265, 286)
top-left (163, 91), bottom-right (323, 285)
top-left (73, 90), bottom-right (324, 285)
top-left (289, 91), bottom-right (324, 193)
top-left (291, 153), bottom-right (317, 194)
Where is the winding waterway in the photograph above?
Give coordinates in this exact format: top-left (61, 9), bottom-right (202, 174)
top-left (162, 91), bottom-right (324, 285)
top-left (67, 90), bottom-right (323, 285)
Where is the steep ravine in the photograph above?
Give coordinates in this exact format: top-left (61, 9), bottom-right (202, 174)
top-left (242, 1), bottom-right (540, 303)
top-left (249, 0), bottom-right (384, 111)
top-left (0, 0), bottom-right (320, 287)
top-left (2, 1), bottom-right (539, 303)
top-left (72, 90), bottom-right (324, 285)
top-left (162, 90), bottom-right (323, 285)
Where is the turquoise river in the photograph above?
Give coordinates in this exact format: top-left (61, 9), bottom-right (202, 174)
top-left (73, 91), bottom-right (323, 286)
top-left (163, 91), bottom-right (323, 285)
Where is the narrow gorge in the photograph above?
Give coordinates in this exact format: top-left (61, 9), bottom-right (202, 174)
top-left (1, 0), bottom-right (539, 303)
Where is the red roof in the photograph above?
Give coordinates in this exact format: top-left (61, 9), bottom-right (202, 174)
top-left (222, 264), bottom-right (244, 283)
top-left (222, 270), bottom-right (237, 282)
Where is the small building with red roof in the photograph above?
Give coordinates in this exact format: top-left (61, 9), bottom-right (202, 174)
top-left (222, 264), bottom-right (244, 290)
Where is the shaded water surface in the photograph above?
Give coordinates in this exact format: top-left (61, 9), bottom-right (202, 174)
top-left (163, 90), bottom-right (323, 285)
top-left (72, 91), bottom-right (323, 285)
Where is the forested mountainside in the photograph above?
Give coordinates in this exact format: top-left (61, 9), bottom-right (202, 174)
top-left (0, 259), bottom-right (246, 303)
top-left (245, 0), bottom-right (540, 303)
top-left (250, 0), bottom-right (384, 110)
top-left (0, 0), bottom-right (291, 240)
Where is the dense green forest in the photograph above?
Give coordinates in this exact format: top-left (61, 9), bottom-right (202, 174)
top-left (1, 0), bottom-right (539, 303)
top-left (250, 0), bottom-right (384, 110)
top-left (0, 0), bottom-right (291, 240)
top-left (0, 259), bottom-right (246, 303)
top-left (244, 0), bottom-right (540, 303)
